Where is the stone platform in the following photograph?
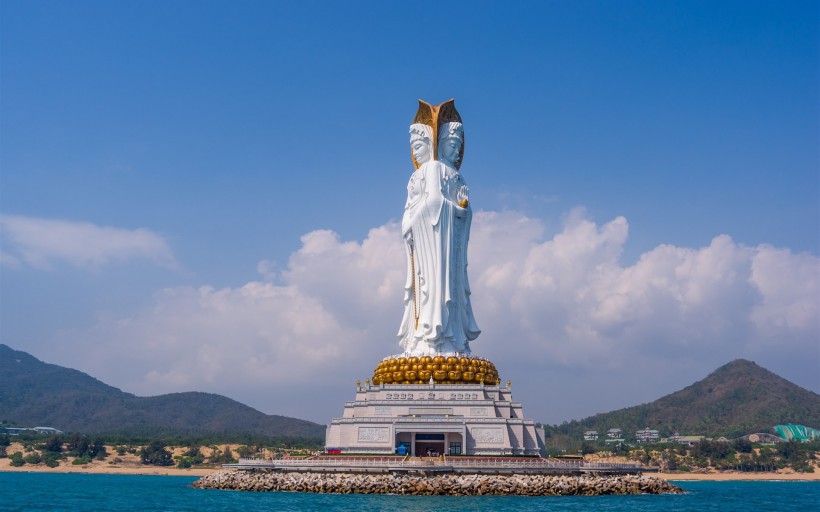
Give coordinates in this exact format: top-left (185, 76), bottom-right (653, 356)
top-left (325, 381), bottom-right (544, 456)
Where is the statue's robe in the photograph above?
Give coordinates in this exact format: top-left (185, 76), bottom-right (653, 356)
top-left (398, 161), bottom-right (480, 356)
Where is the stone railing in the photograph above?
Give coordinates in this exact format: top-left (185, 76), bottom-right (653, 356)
top-left (581, 461), bottom-right (642, 470)
top-left (234, 457), bottom-right (406, 468)
top-left (231, 457), bottom-right (641, 472)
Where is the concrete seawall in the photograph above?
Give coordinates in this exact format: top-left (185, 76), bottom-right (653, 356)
top-left (193, 469), bottom-right (684, 495)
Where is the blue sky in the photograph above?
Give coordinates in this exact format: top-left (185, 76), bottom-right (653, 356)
top-left (2, 0), bottom-right (818, 426)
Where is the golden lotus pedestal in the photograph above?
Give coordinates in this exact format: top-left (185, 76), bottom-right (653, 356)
top-left (372, 355), bottom-right (500, 386)
top-left (325, 354), bottom-right (544, 457)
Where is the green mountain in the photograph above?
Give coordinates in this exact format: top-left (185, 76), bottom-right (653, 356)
top-left (0, 344), bottom-right (325, 439)
top-left (552, 359), bottom-right (820, 440)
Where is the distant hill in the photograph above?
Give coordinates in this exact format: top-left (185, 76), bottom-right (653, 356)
top-left (552, 359), bottom-right (820, 440)
top-left (0, 344), bottom-right (326, 439)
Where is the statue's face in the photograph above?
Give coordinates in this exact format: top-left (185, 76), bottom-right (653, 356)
top-left (412, 139), bottom-right (432, 165)
top-left (439, 136), bottom-right (462, 164)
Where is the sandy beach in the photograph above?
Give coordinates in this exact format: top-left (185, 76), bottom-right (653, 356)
top-left (2, 459), bottom-right (816, 480)
top-left (0, 442), bottom-right (217, 476)
top-left (3, 464), bottom-right (816, 481)
top-left (0, 463), bottom-right (216, 477)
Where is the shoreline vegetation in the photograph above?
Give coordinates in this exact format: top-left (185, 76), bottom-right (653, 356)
top-left (1, 435), bottom-right (818, 482)
top-left (0, 443), bottom-right (817, 481)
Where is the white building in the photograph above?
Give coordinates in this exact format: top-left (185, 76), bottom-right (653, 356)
top-left (635, 427), bottom-right (659, 443)
top-left (326, 381), bottom-right (544, 456)
top-left (604, 428), bottom-right (625, 444)
top-left (606, 428), bottom-right (623, 439)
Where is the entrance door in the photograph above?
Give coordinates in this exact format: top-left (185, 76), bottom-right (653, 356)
top-left (415, 433), bottom-right (445, 457)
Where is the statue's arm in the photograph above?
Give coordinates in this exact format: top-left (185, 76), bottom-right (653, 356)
top-left (401, 171), bottom-right (424, 239)
top-left (401, 214), bottom-right (413, 240)
top-left (424, 163), bottom-right (446, 226)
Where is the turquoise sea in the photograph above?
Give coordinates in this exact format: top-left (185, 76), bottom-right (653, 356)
top-left (0, 473), bottom-right (817, 512)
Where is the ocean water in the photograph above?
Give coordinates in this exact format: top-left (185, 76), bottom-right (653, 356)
top-left (0, 473), bottom-right (817, 512)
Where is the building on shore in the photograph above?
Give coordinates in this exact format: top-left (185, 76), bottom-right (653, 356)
top-left (1, 426), bottom-right (64, 436)
top-left (603, 428), bottom-right (625, 444)
top-left (635, 427), bottom-right (660, 443)
top-left (669, 434), bottom-right (705, 446)
top-left (583, 430), bottom-right (599, 441)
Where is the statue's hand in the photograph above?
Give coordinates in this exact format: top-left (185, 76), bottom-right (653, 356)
top-left (456, 185), bottom-right (469, 208)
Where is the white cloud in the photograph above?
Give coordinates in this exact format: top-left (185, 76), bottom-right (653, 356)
top-left (0, 214), bottom-right (177, 270)
top-left (750, 245), bottom-right (819, 334)
top-left (49, 224), bottom-right (405, 420)
top-left (0, 250), bottom-right (21, 268)
top-left (48, 209), bottom-right (819, 424)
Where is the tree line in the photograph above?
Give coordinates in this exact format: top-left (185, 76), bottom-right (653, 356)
top-left (1, 432), bottom-right (318, 469)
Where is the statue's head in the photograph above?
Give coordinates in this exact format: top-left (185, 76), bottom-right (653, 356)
top-left (409, 123), bottom-right (433, 169)
top-left (438, 122), bottom-right (464, 168)
top-left (413, 99), bottom-right (464, 170)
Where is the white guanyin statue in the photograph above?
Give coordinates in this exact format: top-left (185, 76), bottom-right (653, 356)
top-left (398, 100), bottom-right (480, 357)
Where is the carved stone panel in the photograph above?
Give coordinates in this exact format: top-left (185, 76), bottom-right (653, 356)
top-left (358, 427), bottom-right (389, 443)
top-left (470, 407), bottom-right (488, 416)
top-left (409, 407), bottom-right (453, 415)
top-left (472, 427), bottom-right (503, 444)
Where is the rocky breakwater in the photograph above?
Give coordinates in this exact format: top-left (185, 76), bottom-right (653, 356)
top-left (193, 470), bottom-right (684, 496)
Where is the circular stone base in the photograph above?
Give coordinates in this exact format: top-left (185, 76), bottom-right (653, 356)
top-left (372, 354), bottom-right (500, 385)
